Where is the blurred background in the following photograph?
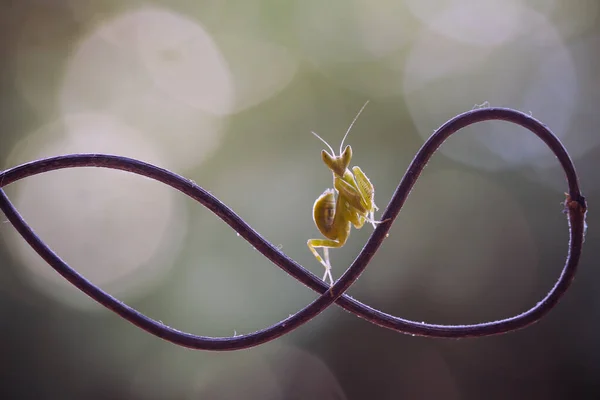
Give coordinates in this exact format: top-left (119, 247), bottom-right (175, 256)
top-left (0, 0), bottom-right (598, 398)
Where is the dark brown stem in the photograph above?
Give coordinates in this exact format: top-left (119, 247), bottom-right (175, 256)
top-left (0, 107), bottom-right (587, 350)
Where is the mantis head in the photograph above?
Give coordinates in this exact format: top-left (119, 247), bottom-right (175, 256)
top-left (311, 100), bottom-right (369, 177)
top-left (319, 145), bottom-right (352, 177)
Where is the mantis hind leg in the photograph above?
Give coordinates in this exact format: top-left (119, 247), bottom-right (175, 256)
top-left (323, 248), bottom-right (331, 284)
top-left (307, 238), bottom-right (346, 285)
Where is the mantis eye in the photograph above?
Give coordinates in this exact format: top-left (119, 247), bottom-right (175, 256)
top-left (321, 150), bottom-right (334, 165)
top-left (341, 145), bottom-right (352, 167)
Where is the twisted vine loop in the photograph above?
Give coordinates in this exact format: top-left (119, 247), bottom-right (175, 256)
top-left (0, 108), bottom-right (587, 350)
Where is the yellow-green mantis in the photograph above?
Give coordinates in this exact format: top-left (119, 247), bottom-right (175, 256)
top-left (307, 101), bottom-right (383, 286)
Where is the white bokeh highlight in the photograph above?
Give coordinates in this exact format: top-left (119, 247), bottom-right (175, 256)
top-left (405, 0), bottom-right (537, 46)
top-left (403, 6), bottom-right (579, 174)
top-left (3, 114), bottom-right (187, 308)
top-left (60, 6), bottom-right (229, 170)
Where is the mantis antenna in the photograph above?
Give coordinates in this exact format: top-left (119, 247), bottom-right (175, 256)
top-left (311, 131), bottom-right (336, 156)
top-left (311, 100), bottom-right (370, 156)
top-left (339, 100), bottom-right (369, 154)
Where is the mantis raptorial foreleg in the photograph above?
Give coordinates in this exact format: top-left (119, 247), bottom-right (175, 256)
top-left (352, 166), bottom-right (380, 227)
top-left (335, 177), bottom-right (368, 213)
top-left (335, 171), bottom-right (384, 228)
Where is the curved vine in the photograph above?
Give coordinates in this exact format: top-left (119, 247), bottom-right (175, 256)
top-left (0, 107), bottom-right (587, 350)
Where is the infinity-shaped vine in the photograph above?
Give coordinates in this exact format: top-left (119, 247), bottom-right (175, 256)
top-left (0, 107), bottom-right (587, 351)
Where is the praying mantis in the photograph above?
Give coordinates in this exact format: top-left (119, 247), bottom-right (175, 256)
top-left (307, 101), bottom-right (384, 286)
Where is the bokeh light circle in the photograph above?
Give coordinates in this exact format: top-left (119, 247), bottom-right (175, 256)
top-left (2, 114), bottom-right (187, 308)
top-left (403, 6), bottom-right (579, 173)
